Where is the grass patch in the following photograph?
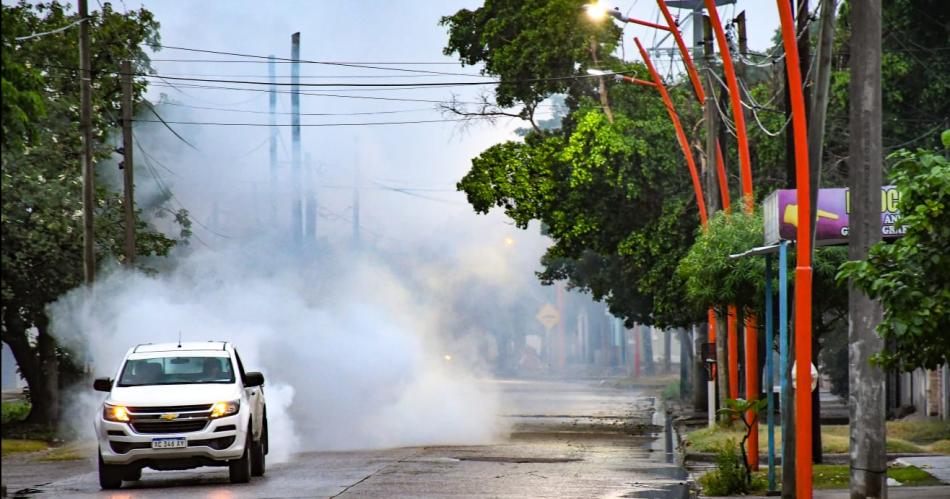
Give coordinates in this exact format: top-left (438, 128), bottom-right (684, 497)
top-left (702, 464), bottom-right (941, 495)
top-left (929, 439), bottom-right (950, 454)
top-left (1, 439), bottom-right (49, 456)
top-left (1, 421), bottom-right (58, 441)
top-left (685, 423), bottom-right (932, 455)
top-left (887, 420), bottom-right (950, 444)
top-left (1, 401), bottom-right (30, 425)
top-left (823, 425), bottom-right (925, 453)
top-left (889, 465), bottom-right (944, 486)
top-left (40, 442), bottom-right (92, 462)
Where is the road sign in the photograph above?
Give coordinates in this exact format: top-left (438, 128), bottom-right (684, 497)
top-left (536, 303), bottom-right (560, 330)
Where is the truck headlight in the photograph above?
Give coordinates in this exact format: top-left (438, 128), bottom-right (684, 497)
top-left (103, 403), bottom-right (130, 422)
top-left (210, 400), bottom-right (240, 419)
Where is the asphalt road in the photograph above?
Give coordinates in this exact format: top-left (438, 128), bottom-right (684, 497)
top-left (2, 379), bottom-right (689, 498)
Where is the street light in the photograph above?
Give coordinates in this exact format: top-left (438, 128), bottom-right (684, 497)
top-left (583, 1), bottom-right (614, 22)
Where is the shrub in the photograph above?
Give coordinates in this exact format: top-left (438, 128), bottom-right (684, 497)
top-left (660, 381), bottom-right (680, 401)
top-left (1, 401), bottom-right (31, 424)
top-left (699, 440), bottom-right (759, 496)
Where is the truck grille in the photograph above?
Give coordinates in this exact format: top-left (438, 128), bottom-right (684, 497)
top-left (131, 420), bottom-right (208, 434)
top-left (127, 404), bottom-right (213, 413)
top-left (126, 404), bottom-right (214, 434)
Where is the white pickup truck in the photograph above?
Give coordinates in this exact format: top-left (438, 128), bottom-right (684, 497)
top-left (93, 341), bottom-right (268, 489)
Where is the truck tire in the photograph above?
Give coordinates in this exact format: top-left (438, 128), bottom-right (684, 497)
top-left (98, 453), bottom-right (123, 490)
top-left (123, 467), bottom-right (142, 481)
top-left (229, 430), bottom-right (252, 483)
top-left (251, 431), bottom-right (265, 476)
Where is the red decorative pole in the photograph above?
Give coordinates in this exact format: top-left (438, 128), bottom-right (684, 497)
top-left (634, 38), bottom-right (708, 226)
top-left (655, 0), bottom-right (731, 212)
top-left (704, 0), bottom-right (761, 470)
top-left (703, 0), bottom-right (753, 211)
top-left (776, 0), bottom-right (814, 495)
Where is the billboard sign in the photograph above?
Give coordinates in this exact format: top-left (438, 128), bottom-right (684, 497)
top-left (763, 186), bottom-right (904, 245)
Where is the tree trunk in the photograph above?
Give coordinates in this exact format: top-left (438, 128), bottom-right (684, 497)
top-left (34, 316), bottom-right (60, 425)
top-left (663, 329), bottom-right (672, 374)
top-left (590, 38), bottom-right (613, 124)
top-left (642, 325), bottom-right (655, 376)
top-left (682, 327), bottom-right (694, 402)
top-left (716, 307), bottom-right (730, 422)
top-left (848, 1), bottom-right (887, 496)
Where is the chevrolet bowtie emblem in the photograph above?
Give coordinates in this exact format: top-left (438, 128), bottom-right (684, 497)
top-left (160, 413), bottom-right (179, 421)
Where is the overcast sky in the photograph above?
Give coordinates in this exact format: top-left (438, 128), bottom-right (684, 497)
top-left (120, 1), bottom-right (786, 253)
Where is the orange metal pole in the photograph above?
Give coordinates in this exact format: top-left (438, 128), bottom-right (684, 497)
top-left (727, 305), bottom-right (739, 399)
top-left (655, 0), bottom-right (731, 212)
top-left (704, 0), bottom-right (753, 211)
top-left (776, 1), bottom-right (813, 496)
top-left (703, 4), bottom-right (761, 473)
top-left (634, 37), bottom-right (708, 226)
top-left (616, 14), bottom-right (671, 32)
top-left (745, 311), bottom-right (760, 470)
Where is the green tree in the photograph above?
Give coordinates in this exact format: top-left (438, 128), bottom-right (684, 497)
top-left (838, 138), bottom-right (950, 371)
top-left (440, 0), bottom-right (620, 127)
top-left (676, 210), bottom-right (765, 313)
top-left (1, 1), bottom-right (183, 424)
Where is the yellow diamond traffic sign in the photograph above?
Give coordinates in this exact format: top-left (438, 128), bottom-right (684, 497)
top-left (536, 303), bottom-right (560, 330)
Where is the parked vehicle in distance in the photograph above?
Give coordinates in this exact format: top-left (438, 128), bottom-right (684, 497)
top-left (93, 341), bottom-right (268, 489)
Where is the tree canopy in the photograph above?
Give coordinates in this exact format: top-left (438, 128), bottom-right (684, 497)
top-left (1, 1), bottom-right (184, 423)
top-left (838, 136), bottom-right (950, 371)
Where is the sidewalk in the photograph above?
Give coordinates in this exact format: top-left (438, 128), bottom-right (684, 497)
top-left (896, 456), bottom-right (950, 484)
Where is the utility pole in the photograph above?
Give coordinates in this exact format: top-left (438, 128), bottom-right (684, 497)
top-left (291, 33), bottom-right (302, 245)
top-left (78, 0), bottom-right (94, 283)
top-left (304, 153), bottom-right (316, 243)
top-left (269, 56), bottom-right (277, 225)
top-left (120, 60), bottom-right (135, 265)
top-left (665, 0), bottom-right (736, 423)
top-left (352, 153), bottom-right (360, 249)
top-left (702, 14), bottom-right (730, 423)
top-left (849, 0), bottom-right (886, 496)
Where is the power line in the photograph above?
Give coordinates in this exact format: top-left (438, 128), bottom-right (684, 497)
top-left (157, 101), bottom-right (439, 116)
top-left (46, 63), bottom-right (634, 88)
top-left (146, 82), bottom-right (488, 105)
top-left (148, 58), bottom-right (477, 65)
top-left (130, 117), bottom-right (499, 127)
top-left (148, 71), bottom-right (489, 79)
top-left (148, 44), bottom-right (492, 78)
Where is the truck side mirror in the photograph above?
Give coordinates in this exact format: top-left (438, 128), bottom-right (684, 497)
top-left (244, 372), bottom-right (264, 387)
top-left (93, 378), bottom-right (113, 392)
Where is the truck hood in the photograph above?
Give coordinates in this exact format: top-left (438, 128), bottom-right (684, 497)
top-left (108, 383), bottom-right (241, 407)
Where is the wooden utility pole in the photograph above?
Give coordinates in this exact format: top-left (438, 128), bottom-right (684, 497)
top-left (848, 0), bottom-right (887, 496)
top-left (78, 0), bottom-right (95, 283)
top-left (736, 11), bottom-right (747, 56)
top-left (352, 149), bottom-right (361, 249)
top-left (291, 32), bottom-right (303, 245)
top-left (120, 60), bottom-right (135, 265)
top-left (269, 56), bottom-right (278, 224)
top-left (808, 1), bottom-right (835, 248)
top-left (704, 83), bottom-right (720, 217)
top-left (304, 152), bottom-right (316, 243)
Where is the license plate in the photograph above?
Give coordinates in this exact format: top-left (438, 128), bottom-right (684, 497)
top-left (151, 438), bottom-right (187, 449)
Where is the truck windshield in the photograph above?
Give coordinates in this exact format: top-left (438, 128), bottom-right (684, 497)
top-left (117, 356), bottom-right (235, 386)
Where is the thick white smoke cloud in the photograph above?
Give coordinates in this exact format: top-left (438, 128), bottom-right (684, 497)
top-left (45, 22), bottom-right (559, 455)
top-left (50, 242), bottom-right (507, 457)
